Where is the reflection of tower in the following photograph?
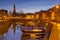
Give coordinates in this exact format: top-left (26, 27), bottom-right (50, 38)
top-left (13, 4), bottom-right (16, 16)
top-left (13, 23), bottom-right (16, 34)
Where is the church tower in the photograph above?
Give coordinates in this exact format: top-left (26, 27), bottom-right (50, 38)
top-left (13, 4), bottom-right (16, 16)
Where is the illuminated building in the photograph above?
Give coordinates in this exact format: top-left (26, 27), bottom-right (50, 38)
top-left (34, 12), bottom-right (39, 20)
top-left (25, 13), bottom-right (34, 19)
top-left (40, 11), bottom-right (47, 21)
top-left (0, 9), bottom-right (8, 17)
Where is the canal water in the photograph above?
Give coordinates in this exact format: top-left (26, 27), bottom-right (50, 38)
top-left (0, 24), bottom-right (51, 40)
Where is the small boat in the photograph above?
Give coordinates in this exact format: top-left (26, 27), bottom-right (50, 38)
top-left (21, 26), bottom-right (45, 34)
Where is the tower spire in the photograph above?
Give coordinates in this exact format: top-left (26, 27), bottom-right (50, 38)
top-left (13, 4), bottom-right (16, 15)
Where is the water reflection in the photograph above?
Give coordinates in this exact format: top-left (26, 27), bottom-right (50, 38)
top-left (0, 24), bottom-right (22, 40)
top-left (4, 24), bottom-right (22, 40)
top-left (21, 33), bottom-right (44, 40)
top-left (0, 22), bottom-right (52, 40)
top-left (0, 24), bottom-right (45, 40)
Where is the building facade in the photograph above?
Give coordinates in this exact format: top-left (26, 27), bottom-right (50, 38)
top-left (0, 9), bottom-right (8, 17)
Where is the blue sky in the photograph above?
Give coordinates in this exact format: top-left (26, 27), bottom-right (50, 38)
top-left (0, 0), bottom-right (60, 13)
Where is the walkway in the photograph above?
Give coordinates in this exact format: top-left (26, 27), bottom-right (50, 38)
top-left (49, 22), bottom-right (60, 40)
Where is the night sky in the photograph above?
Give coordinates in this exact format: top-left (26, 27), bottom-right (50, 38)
top-left (0, 0), bottom-right (60, 13)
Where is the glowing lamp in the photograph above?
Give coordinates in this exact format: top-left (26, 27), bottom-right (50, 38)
top-left (56, 5), bottom-right (59, 9)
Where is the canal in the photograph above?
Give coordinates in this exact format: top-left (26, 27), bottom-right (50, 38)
top-left (0, 22), bottom-right (53, 40)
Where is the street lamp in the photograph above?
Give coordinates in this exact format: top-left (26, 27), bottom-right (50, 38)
top-left (56, 5), bottom-right (59, 9)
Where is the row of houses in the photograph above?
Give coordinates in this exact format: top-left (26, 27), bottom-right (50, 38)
top-left (0, 4), bottom-right (60, 22)
top-left (8, 4), bottom-right (60, 22)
